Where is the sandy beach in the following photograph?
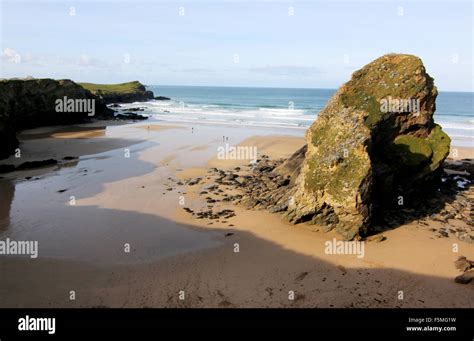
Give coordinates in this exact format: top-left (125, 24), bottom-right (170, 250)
top-left (0, 120), bottom-right (472, 308)
top-left (1, 2), bottom-right (473, 336)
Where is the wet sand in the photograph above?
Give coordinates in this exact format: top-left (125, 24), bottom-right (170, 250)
top-left (0, 121), bottom-right (473, 308)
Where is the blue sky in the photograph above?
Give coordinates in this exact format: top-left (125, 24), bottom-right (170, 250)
top-left (0, 0), bottom-right (472, 91)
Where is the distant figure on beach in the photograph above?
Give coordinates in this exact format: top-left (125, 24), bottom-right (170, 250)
top-left (191, 127), bottom-right (194, 133)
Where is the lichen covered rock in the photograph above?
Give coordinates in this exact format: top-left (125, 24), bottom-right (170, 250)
top-left (285, 54), bottom-right (450, 239)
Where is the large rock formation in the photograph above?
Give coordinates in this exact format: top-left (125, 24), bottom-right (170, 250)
top-left (0, 78), bottom-right (113, 159)
top-left (79, 81), bottom-right (154, 104)
top-left (284, 54), bottom-right (450, 239)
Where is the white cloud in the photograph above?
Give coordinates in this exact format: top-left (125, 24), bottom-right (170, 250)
top-left (1, 48), bottom-right (21, 63)
top-left (1, 49), bottom-right (112, 69)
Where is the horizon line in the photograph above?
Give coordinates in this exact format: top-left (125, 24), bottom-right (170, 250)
top-left (146, 84), bottom-right (474, 94)
top-left (2, 77), bottom-right (472, 93)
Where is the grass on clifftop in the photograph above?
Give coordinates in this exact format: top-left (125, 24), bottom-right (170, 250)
top-left (79, 81), bottom-right (145, 95)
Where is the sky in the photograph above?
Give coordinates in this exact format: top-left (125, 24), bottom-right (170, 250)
top-left (0, 0), bottom-right (472, 91)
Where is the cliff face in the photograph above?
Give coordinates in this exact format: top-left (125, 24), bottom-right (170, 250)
top-left (284, 54), bottom-right (450, 239)
top-left (0, 78), bottom-right (113, 159)
top-left (0, 114), bottom-right (17, 160)
top-left (79, 81), bottom-right (154, 104)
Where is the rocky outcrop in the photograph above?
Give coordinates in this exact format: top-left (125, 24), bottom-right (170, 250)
top-left (79, 81), bottom-right (154, 104)
top-left (284, 54), bottom-right (450, 239)
top-left (187, 154), bottom-right (472, 243)
top-left (155, 96), bottom-right (171, 101)
top-left (454, 256), bottom-right (474, 284)
top-left (115, 113), bottom-right (148, 120)
top-left (274, 145), bottom-right (307, 184)
top-left (0, 78), bottom-right (113, 159)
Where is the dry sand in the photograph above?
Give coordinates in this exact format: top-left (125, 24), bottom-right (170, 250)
top-left (0, 121), bottom-right (472, 308)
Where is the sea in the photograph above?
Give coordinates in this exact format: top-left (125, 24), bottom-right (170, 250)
top-left (118, 85), bottom-right (473, 147)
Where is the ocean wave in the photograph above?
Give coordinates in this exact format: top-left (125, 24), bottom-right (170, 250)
top-left (257, 107), bottom-right (306, 115)
top-left (136, 102), bottom-right (312, 120)
top-left (123, 100), bottom-right (473, 137)
top-left (147, 114), bottom-right (306, 129)
top-left (445, 135), bottom-right (474, 139)
top-left (437, 122), bottom-right (474, 130)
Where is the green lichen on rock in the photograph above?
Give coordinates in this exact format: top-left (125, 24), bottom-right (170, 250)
top-left (426, 124), bottom-right (451, 171)
top-left (285, 53), bottom-right (450, 240)
top-left (305, 116), bottom-right (371, 205)
top-left (306, 152), bottom-right (370, 203)
top-left (340, 54), bottom-right (435, 128)
top-left (387, 135), bottom-right (433, 168)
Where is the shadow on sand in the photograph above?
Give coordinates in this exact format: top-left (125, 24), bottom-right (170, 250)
top-left (0, 204), bottom-right (472, 309)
